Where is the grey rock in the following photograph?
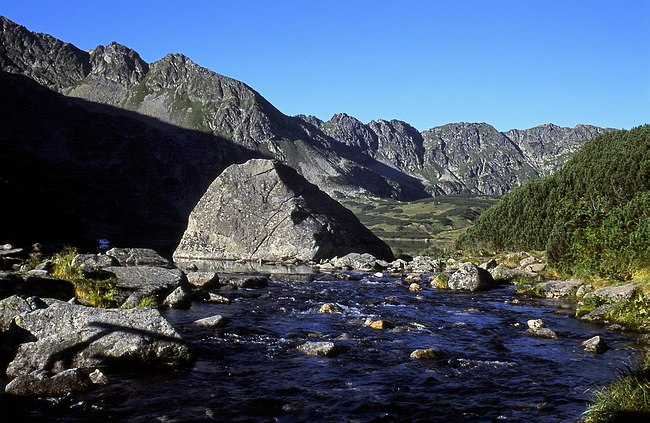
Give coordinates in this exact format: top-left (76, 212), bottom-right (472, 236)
top-left (582, 335), bottom-right (608, 353)
top-left (576, 284), bottom-right (594, 298)
top-left (448, 263), bottom-right (496, 292)
top-left (526, 319), bottom-right (558, 338)
top-left (173, 159), bottom-right (394, 262)
top-left (6, 301), bottom-right (190, 378)
top-left (72, 253), bottom-right (119, 274)
top-left (526, 327), bottom-right (558, 339)
top-left (106, 248), bottom-right (172, 268)
top-left (5, 368), bottom-right (90, 396)
top-left (89, 368), bottom-right (108, 385)
top-left (409, 256), bottom-right (445, 273)
top-left (479, 258), bottom-right (498, 270)
top-left (527, 319), bottom-right (546, 330)
top-left (186, 271), bottom-right (220, 289)
top-left (224, 275), bottom-right (270, 289)
top-left (519, 256), bottom-right (538, 267)
top-left (193, 315), bottom-right (227, 328)
top-left (535, 280), bottom-right (584, 299)
top-left (0, 295), bottom-right (39, 331)
top-left (330, 253), bottom-right (386, 270)
top-left (592, 284), bottom-right (639, 302)
top-left (103, 266), bottom-right (187, 307)
top-left (528, 263), bottom-right (546, 273)
top-left (205, 293), bottom-right (231, 304)
top-left (489, 265), bottom-right (537, 283)
top-left (296, 341), bottom-right (342, 357)
top-left (580, 304), bottom-right (615, 322)
top-left (162, 286), bottom-right (192, 309)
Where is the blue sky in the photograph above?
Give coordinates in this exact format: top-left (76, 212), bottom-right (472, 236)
top-left (2, 0), bottom-right (648, 131)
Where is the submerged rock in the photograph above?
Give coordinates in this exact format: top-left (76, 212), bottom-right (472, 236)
top-left (319, 303), bottom-right (343, 314)
top-left (173, 159), bottom-right (394, 263)
top-left (223, 275), bottom-right (270, 289)
top-left (410, 348), bottom-right (443, 360)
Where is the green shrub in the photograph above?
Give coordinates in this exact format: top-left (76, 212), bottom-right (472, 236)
top-left (458, 125), bottom-right (650, 282)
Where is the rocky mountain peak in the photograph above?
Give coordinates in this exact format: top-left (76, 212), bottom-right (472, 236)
top-left (88, 42), bottom-right (148, 85)
top-left (0, 15), bottom-right (90, 90)
top-left (324, 113), bottom-right (378, 151)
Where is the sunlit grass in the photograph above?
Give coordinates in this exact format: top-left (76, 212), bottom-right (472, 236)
top-left (52, 246), bottom-right (119, 308)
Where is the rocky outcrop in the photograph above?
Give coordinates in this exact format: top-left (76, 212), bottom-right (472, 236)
top-left (173, 159), bottom-right (394, 262)
top-left (448, 263), bottom-right (496, 292)
top-left (6, 300), bottom-right (191, 380)
top-left (303, 115), bottom-right (610, 196)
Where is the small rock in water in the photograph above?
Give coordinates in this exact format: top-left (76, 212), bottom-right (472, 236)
top-left (89, 369), bottom-right (108, 385)
top-left (409, 283), bottom-right (423, 292)
top-left (227, 275), bottom-right (270, 289)
top-left (297, 341), bottom-right (342, 357)
top-left (527, 319), bottom-right (545, 330)
top-left (383, 296), bottom-right (399, 304)
top-left (582, 335), bottom-right (608, 353)
top-left (319, 303), bottom-right (343, 313)
top-left (410, 348), bottom-right (443, 360)
top-left (206, 292), bottom-right (231, 304)
top-left (365, 318), bottom-right (395, 330)
top-left (526, 319), bottom-right (557, 338)
top-left (194, 315), bottom-right (228, 328)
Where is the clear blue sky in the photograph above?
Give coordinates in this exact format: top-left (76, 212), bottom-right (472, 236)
top-left (2, 0), bottom-right (648, 131)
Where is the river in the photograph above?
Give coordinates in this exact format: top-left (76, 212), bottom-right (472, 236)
top-left (3, 271), bottom-right (639, 422)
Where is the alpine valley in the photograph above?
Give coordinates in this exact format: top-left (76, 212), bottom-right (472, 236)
top-left (0, 16), bottom-right (610, 252)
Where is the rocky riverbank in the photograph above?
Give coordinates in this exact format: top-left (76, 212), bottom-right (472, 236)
top-left (1, 243), bottom-right (647, 410)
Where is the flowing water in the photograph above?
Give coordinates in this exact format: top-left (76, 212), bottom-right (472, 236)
top-left (3, 271), bottom-right (640, 422)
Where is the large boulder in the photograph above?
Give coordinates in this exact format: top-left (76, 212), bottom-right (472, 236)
top-left (173, 159), bottom-right (394, 262)
top-left (6, 300), bottom-right (191, 379)
top-left (448, 263), bottom-right (496, 292)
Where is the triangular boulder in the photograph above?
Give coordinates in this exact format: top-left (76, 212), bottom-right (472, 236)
top-left (173, 159), bottom-right (394, 262)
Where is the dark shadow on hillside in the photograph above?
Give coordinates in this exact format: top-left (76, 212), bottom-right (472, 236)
top-left (0, 71), bottom-right (262, 255)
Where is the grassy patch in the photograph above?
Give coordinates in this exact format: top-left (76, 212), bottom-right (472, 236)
top-left (136, 295), bottom-right (158, 308)
top-left (583, 351), bottom-right (650, 422)
top-left (52, 247), bottom-right (120, 308)
top-left (342, 195), bottom-right (498, 256)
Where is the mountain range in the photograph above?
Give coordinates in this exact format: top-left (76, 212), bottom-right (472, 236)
top-left (0, 16), bottom-right (610, 251)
